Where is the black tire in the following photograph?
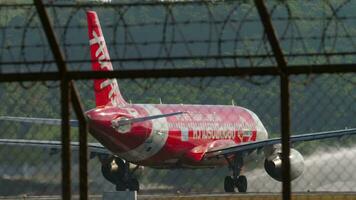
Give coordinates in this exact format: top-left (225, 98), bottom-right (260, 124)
top-left (128, 178), bottom-right (140, 191)
top-left (224, 176), bottom-right (235, 192)
top-left (236, 175), bottom-right (247, 193)
top-left (114, 158), bottom-right (126, 178)
top-left (101, 157), bottom-right (126, 185)
top-left (115, 182), bottom-right (127, 191)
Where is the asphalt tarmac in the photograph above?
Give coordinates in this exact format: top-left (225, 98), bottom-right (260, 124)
top-left (140, 193), bottom-right (356, 200)
top-left (1, 193), bottom-right (356, 200)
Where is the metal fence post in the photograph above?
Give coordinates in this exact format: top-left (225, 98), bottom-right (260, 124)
top-left (33, 1), bottom-right (88, 199)
top-left (254, 0), bottom-right (291, 199)
top-left (33, 0), bottom-right (72, 198)
top-left (71, 85), bottom-right (88, 200)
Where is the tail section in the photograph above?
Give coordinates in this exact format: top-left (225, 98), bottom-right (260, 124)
top-left (87, 11), bottom-right (127, 107)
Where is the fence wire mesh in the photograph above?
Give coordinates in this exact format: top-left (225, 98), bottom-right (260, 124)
top-left (0, 0), bottom-right (355, 199)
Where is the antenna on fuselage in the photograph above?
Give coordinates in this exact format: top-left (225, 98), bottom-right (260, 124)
top-left (231, 99), bottom-right (235, 106)
top-left (129, 100), bottom-right (132, 104)
top-left (159, 98), bottom-right (163, 104)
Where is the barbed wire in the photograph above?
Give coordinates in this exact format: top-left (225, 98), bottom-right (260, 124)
top-left (0, 1), bottom-right (355, 196)
top-left (0, 0), bottom-right (355, 88)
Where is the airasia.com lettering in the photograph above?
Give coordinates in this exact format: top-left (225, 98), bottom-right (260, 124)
top-left (90, 30), bottom-right (119, 106)
top-left (193, 130), bottom-right (235, 140)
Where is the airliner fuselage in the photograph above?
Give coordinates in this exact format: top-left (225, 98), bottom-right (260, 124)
top-left (86, 104), bottom-right (268, 168)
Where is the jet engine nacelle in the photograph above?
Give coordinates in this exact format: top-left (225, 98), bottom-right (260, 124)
top-left (264, 147), bottom-right (304, 181)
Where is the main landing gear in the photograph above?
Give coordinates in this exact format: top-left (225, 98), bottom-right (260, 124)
top-left (224, 154), bottom-right (247, 193)
top-left (100, 156), bottom-right (140, 191)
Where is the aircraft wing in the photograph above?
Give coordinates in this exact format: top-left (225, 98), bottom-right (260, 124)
top-left (205, 128), bottom-right (356, 158)
top-left (0, 113), bottom-right (185, 156)
top-left (0, 117), bottom-right (107, 156)
top-left (0, 112), bottom-right (185, 127)
top-left (0, 139), bottom-right (110, 156)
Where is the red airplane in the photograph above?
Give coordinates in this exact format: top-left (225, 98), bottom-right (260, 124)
top-left (0, 11), bottom-right (355, 193)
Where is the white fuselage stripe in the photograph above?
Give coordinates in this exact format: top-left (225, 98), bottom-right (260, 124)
top-left (117, 104), bottom-right (168, 162)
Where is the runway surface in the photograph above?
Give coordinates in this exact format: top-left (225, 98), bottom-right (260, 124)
top-left (1, 193), bottom-right (356, 200)
top-left (1, 146), bottom-right (356, 198)
top-left (140, 193), bottom-right (356, 200)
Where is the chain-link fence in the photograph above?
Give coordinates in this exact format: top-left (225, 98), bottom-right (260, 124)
top-left (0, 0), bottom-right (355, 199)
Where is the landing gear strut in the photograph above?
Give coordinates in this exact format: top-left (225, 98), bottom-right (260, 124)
top-left (224, 154), bottom-right (247, 193)
top-left (100, 156), bottom-right (140, 191)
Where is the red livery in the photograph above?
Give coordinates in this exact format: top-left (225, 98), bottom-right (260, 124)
top-left (1, 11), bottom-right (355, 193)
top-left (84, 11), bottom-right (280, 192)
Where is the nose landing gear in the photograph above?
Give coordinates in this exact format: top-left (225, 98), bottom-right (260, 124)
top-left (224, 154), bottom-right (247, 193)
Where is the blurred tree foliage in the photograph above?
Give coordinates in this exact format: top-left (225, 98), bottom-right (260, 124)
top-left (0, 0), bottom-right (354, 189)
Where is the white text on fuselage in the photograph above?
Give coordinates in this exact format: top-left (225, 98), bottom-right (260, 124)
top-left (193, 129), bottom-right (236, 140)
top-left (168, 122), bottom-right (254, 140)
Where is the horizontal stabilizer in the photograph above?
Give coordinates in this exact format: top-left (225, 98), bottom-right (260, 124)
top-left (0, 112), bottom-right (185, 128)
top-left (0, 116), bottom-right (78, 127)
top-left (0, 139), bottom-right (108, 155)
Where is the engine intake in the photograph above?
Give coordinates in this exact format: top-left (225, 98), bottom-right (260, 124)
top-left (264, 148), bottom-right (304, 182)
